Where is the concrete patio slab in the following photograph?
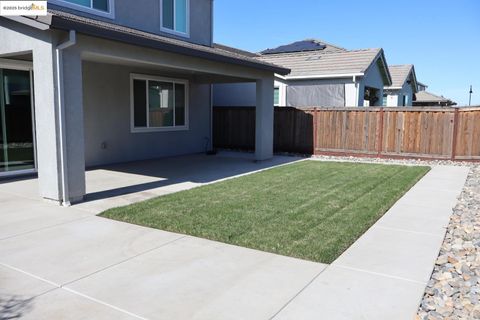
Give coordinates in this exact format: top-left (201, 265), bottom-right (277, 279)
top-left (0, 157), bottom-right (470, 320)
top-left (0, 217), bottom-right (183, 284)
top-left (75, 153), bottom-right (302, 214)
top-left (0, 153), bottom-right (303, 214)
top-left (0, 265), bottom-right (54, 300)
top-left (67, 236), bottom-right (326, 320)
top-left (0, 204), bottom-right (90, 240)
top-left (0, 177), bottom-right (42, 202)
top-left (18, 288), bottom-right (137, 320)
top-left (273, 265), bottom-right (426, 320)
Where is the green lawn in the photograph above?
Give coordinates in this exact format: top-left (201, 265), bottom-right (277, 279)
top-left (101, 161), bottom-right (430, 263)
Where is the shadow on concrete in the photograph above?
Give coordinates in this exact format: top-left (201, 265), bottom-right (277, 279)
top-left (0, 295), bottom-right (34, 320)
top-left (83, 153), bottom-right (302, 203)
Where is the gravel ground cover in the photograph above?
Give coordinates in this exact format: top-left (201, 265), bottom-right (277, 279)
top-left (416, 165), bottom-right (480, 320)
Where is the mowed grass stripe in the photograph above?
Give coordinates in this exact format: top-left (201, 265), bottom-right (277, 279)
top-left (101, 161), bottom-right (430, 263)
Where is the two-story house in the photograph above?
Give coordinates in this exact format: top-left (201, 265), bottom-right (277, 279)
top-left (213, 39), bottom-right (392, 108)
top-left (383, 64), bottom-right (418, 107)
top-left (0, 0), bottom-right (289, 205)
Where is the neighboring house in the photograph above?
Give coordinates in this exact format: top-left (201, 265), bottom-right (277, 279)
top-left (383, 64), bottom-right (418, 106)
top-left (413, 91), bottom-right (457, 107)
top-left (214, 39), bottom-right (392, 108)
top-left (0, 0), bottom-right (289, 205)
top-left (417, 81), bottom-right (428, 92)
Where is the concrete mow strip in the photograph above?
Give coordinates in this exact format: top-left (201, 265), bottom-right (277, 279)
top-left (272, 265), bottom-right (427, 320)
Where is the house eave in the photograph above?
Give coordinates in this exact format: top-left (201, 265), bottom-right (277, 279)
top-left (280, 73), bottom-right (365, 81)
top-left (384, 86), bottom-right (403, 90)
top-left (6, 13), bottom-right (290, 76)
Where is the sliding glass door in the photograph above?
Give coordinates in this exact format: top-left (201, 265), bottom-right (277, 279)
top-left (0, 67), bottom-right (35, 176)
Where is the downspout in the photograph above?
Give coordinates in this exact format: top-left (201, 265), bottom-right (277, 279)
top-left (210, 0), bottom-right (214, 46)
top-left (353, 75), bottom-right (360, 107)
top-left (55, 30), bottom-right (76, 207)
top-left (209, 85), bottom-right (213, 152)
top-left (209, 0), bottom-right (214, 152)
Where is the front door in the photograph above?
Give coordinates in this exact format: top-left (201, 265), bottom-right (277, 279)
top-left (0, 67), bottom-right (36, 176)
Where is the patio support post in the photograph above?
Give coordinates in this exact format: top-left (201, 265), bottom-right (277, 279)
top-left (32, 46), bottom-right (63, 202)
top-left (255, 76), bottom-right (274, 161)
top-left (38, 41), bottom-right (85, 205)
top-left (57, 48), bottom-right (86, 203)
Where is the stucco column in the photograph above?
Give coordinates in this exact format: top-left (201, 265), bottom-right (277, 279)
top-left (255, 76), bottom-right (274, 161)
top-left (32, 46), bottom-right (62, 202)
top-left (59, 49), bottom-right (86, 203)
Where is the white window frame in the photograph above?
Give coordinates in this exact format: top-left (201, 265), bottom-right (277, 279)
top-left (160, 0), bottom-right (190, 38)
top-left (48, 0), bottom-right (115, 19)
top-left (130, 73), bottom-right (189, 133)
top-left (273, 87), bottom-right (280, 107)
top-left (274, 80), bottom-right (287, 106)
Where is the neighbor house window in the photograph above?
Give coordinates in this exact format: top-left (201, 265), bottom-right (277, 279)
top-left (274, 87), bottom-right (280, 106)
top-left (131, 74), bottom-right (188, 132)
top-left (49, 0), bottom-right (114, 17)
top-left (382, 94), bottom-right (388, 106)
top-left (161, 0), bottom-right (189, 36)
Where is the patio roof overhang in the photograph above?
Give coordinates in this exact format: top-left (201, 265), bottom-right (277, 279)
top-left (11, 10), bottom-right (290, 76)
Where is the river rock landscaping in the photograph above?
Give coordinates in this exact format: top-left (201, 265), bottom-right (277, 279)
top-left (417, 164), bottom-right (480, 320)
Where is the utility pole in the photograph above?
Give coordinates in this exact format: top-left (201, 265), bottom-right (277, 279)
top-left (469, 85), bottom-right (473, 106)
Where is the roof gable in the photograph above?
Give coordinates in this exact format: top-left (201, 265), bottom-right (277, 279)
top-left (386, 64), bottom-right (417, 92)
top-left (259, 47), bottom-right (391, 85)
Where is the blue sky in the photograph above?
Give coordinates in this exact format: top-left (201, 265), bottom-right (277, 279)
top-left (214, 0), bottom-right (480, 106)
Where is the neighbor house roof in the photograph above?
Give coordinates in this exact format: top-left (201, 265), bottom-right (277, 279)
top-left (213, 43), bottom-right (260, 58)
top-left (261, 39), bottom-right (346, 55)
top-left (385, 64), bottom-right (418, 92)
top-left (9, 10), bottom-right (290, 75)
top-left (415, 91), bottom-right (454, 103)
top-left (257, 48), bottom-right (392, 85)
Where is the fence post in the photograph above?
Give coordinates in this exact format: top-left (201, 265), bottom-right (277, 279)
top-left (313, 107), bottom-right (318, 155)
top-left (377, 107), bottom-right (385, 158)
top-left (451, 108), bottom-right (460, 161)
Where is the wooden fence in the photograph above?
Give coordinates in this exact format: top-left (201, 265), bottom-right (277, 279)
top-left (213, 106), bottom-right (480, 161)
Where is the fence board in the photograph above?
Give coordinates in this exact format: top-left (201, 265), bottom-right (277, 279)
top-left (213, 106), bottom-right (480, 161)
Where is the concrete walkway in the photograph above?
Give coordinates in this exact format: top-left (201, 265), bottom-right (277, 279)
top-left (273, 165), bottom-right (470, 320)
top-left (0, 156), bottom-right (470, 320)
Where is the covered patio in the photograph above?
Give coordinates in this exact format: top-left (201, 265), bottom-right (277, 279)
top-left (0, 152), bottom-right (301, 214)
top-left (0, 11), bottom-right (290, 205)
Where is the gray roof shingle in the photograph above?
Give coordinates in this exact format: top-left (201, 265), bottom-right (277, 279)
top-left (415, 91), bottom-right (452, 103)
top-left (386, 64), bottom-right (414, 88)
top-left (257, 48), bottom-right (387, 79)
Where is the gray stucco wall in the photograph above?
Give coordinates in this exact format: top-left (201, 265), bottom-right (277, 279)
top-left (83, 61), bottom-right (211, 167)
top-left (48, 0), bottom-right (213, 46)
top-left (0, 18), bottom-right (63, 200)
top-left (214, 78), bottom-right (348, 108)
top-left (359, 61), bottom-right (385, 106)
top-left (286, 79), bottom-right (345, 107)
top-left (397, 78), bottom-right (414, 106)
